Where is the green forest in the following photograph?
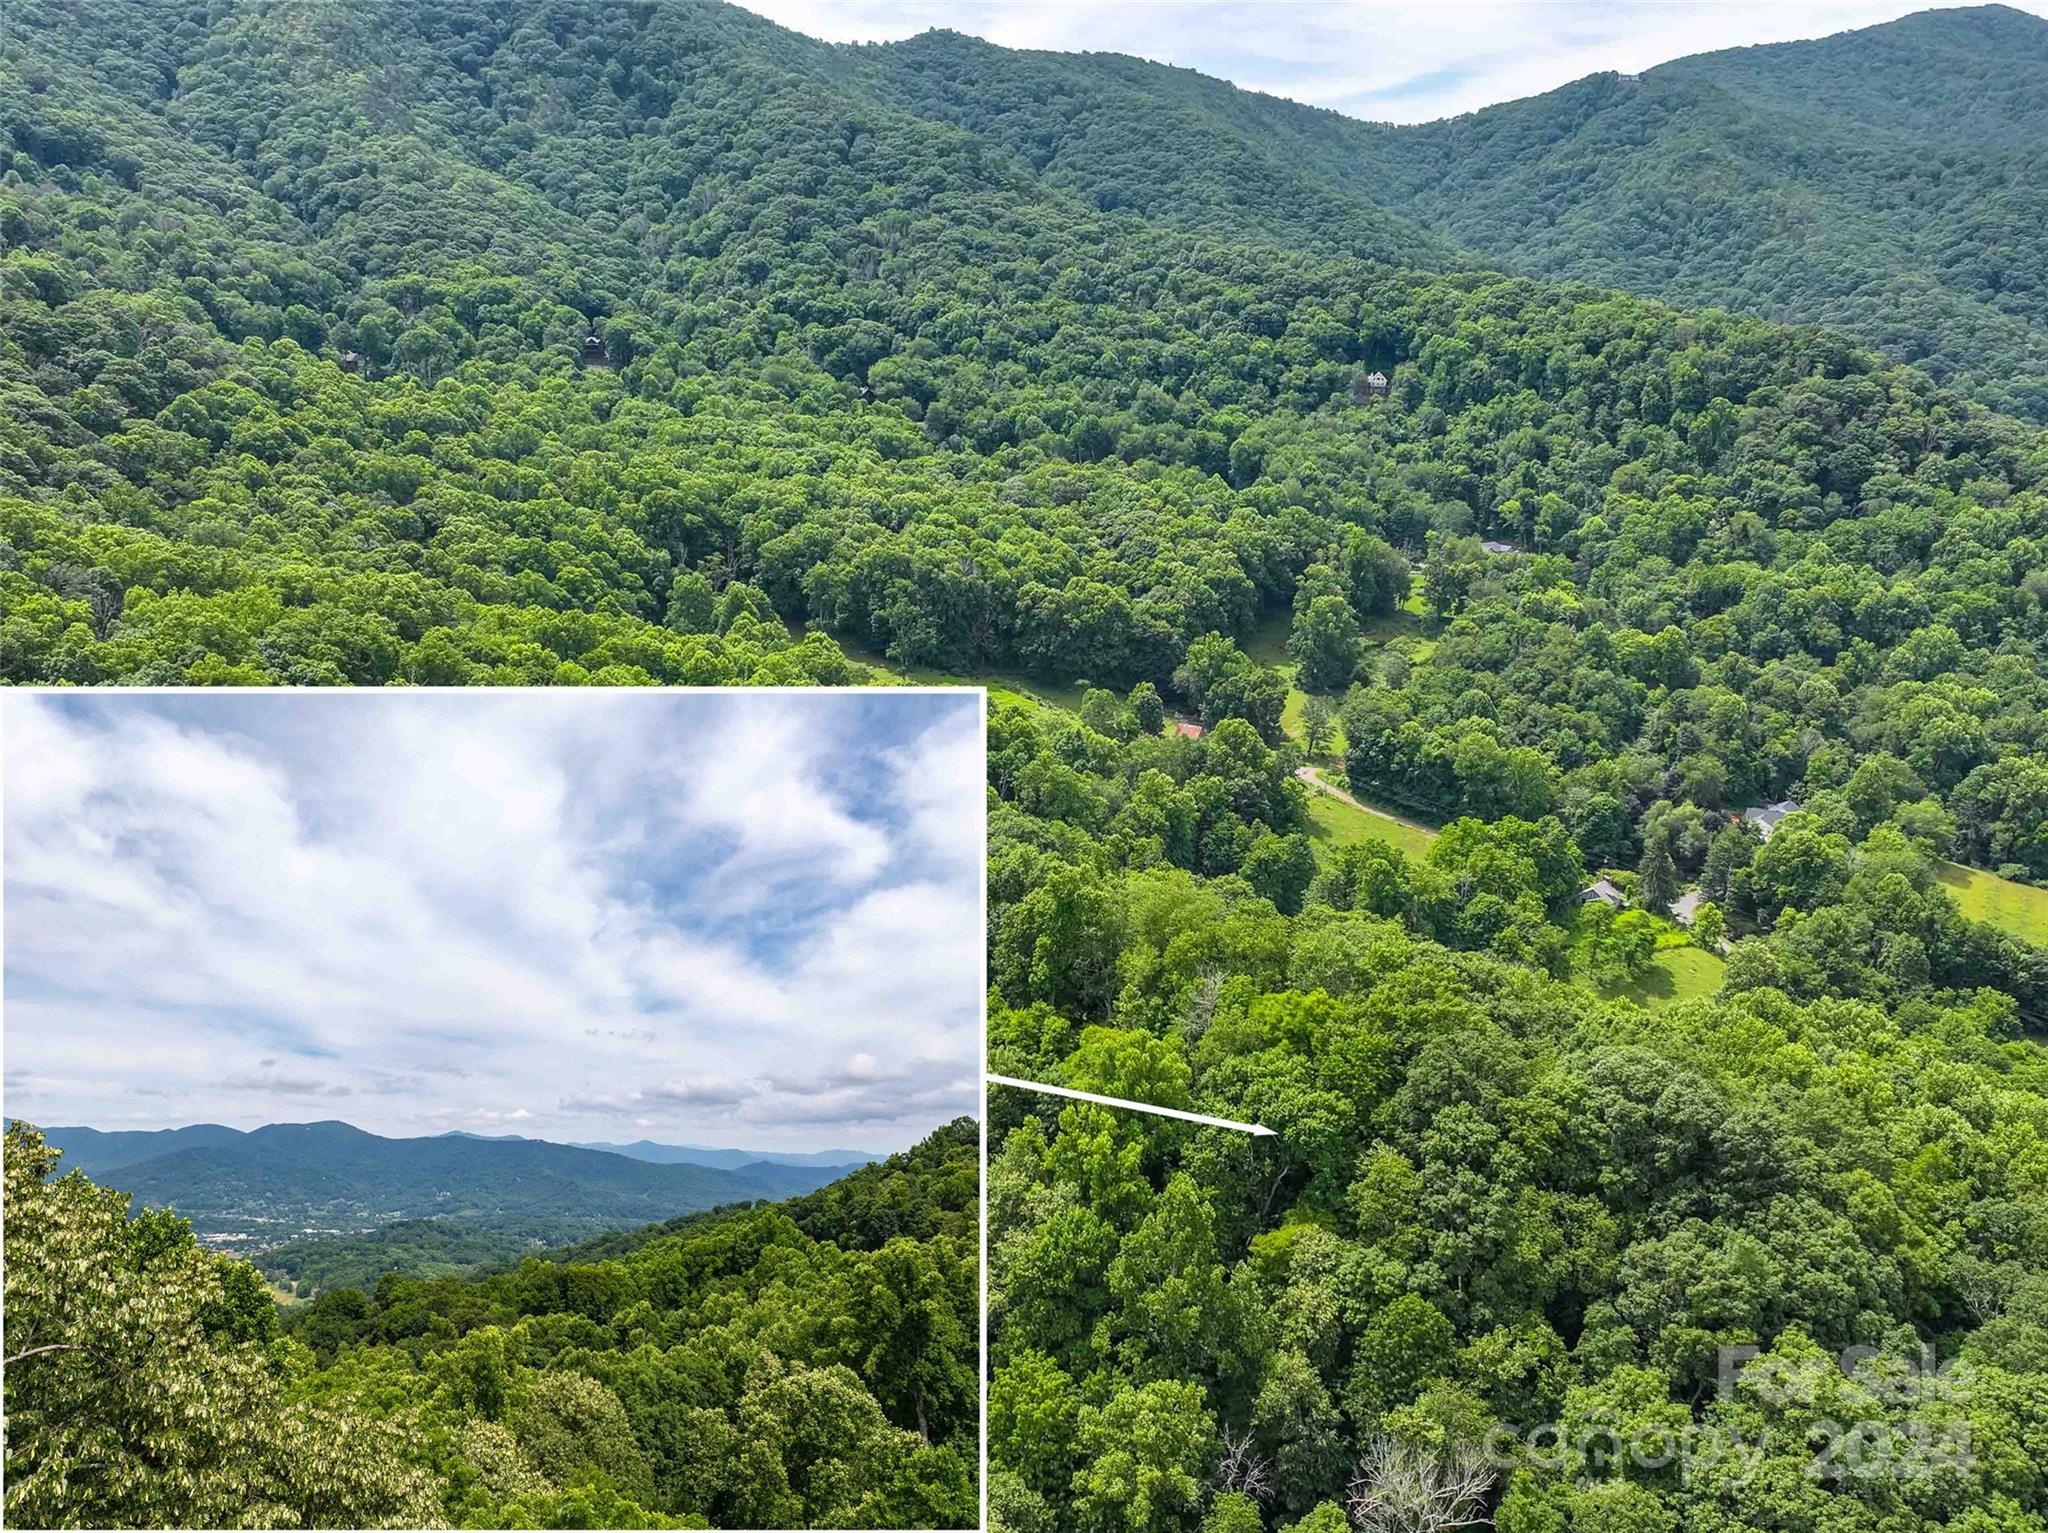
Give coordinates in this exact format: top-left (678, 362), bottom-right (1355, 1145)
top-left (848, 7), bottom-right (2048, 421)
top-left (4, 1118), bottom-right (979, 1529)
top-left (985, 694), bottom-right (2048, 1533)
top-left (5, 0), bottom-right (2048, 1529)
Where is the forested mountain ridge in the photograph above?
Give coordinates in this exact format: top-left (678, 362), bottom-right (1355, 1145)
top-left (5, 1116), bottom-right (978, 1528)
top-left (39, 1119), bottom-right (875, 1176)
top-left (31, 1119), bottom-right (851, 1246)
top-left (551, 1115), bottom-right (980, 1265)
top-left (3, 0), bottom-right (2044, 894)
top-left (30, 1120), bottom-right (246, 1177)
top-left (832, 28), bottom-right (1456, 271)
top-left (844, 6), bottom-right (2048, 420)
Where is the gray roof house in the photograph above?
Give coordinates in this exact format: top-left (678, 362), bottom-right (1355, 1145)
top-left (1578, 879), bottom-right (1627, 907)
top-left (1741, 799), bottom-right (1801, 840)
top-left (1480, 540), bottom-right (1518, 555)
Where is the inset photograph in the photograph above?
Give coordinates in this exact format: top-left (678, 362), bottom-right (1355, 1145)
top-left (2, 689), bottom-right (983, 1531)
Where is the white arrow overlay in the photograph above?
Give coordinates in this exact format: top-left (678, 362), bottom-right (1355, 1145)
top-left (986, 1073), bottom-right (1276, 1135)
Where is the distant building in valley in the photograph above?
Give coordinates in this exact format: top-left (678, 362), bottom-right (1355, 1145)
top-left (1740, 799), bottom-right (1802, 840)
top-left (1356, 370), bottom-right (1392, 403)
top-left (1480, 539), bottom-right (1518, 555)
top-left (583, 334), bottom-right (610, 368)
top-left (1172, 719), bottom-right (1205, 740)
top-left (1578, 878), bottom-right (1627, 908)
top-left (337, 349), bottom-right (366, 374)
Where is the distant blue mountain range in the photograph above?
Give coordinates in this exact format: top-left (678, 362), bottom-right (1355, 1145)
top-left (28, 1121), bottom-right (867, 1246)
top-left (568, 1138), bottom-right (879, 1169)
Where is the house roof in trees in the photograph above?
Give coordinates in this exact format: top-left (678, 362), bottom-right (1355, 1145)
top-left (1741, 799), bottom-right (1801, 839)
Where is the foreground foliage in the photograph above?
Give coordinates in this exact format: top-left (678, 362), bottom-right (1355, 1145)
top-left (3, 1119), bottom-right (979, 1529)
top-left (987, 701), bottom-right (2048, 1532)
top-left (2, 1124), bottom-right (442, 1529)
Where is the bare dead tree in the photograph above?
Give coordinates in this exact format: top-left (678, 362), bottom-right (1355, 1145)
top-left (1346, 1436), bottom-right (1494, 1533)
top-left (41, 564), bottom-right (124, 640)
top-left (1182, 970), bottom-right (1224, 1045)
top-left (1217, 1425), bottom-right (1273, 1504)
top-left (1951, 1255), bottom-right (2015, 1323)
top-left (86, 579), bottom-right (124, 640)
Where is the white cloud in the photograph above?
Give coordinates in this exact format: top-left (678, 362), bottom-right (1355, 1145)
top-left (3, 691), bottom-right (983, 1151)
top-left (736, 0), bottom-right (2048, 122)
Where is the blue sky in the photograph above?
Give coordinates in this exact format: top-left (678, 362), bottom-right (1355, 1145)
top-left (3, 691), bottom-right (982, 1151)
top-left (739, 0), bottom-right (2048, 122)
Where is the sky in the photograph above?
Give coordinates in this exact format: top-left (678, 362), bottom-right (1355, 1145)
top-left (736, 0), bottom-right (2048, 122)
top-left (2, 691), bottom-right (983, 1152)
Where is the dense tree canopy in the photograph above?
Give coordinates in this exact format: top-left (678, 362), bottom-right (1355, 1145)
top-left (4, 1119), bottom-right (979, 1530)
top-left (4, 1), bottom-right (2043, 890)
top-left (985, 703), bottom-right (2048, 1532)
top-left (846, 8), bottom-right (2048, 421)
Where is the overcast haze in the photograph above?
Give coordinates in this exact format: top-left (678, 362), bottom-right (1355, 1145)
top-left (3, 691), bottom-right (982, 1151)
top-left (738, 0), bottom-right (2048, 122)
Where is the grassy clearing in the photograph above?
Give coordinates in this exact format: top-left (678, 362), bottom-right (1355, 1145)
top-left (1281, 686), bottom-right (1348, 760)
top-left (1244, 609), bottom-right (1293, 668)
top-left (1591, 941), bottom-right (1726, 1009)
top-left (1362, 591), bottom-right (1436, 662)
top-left (1248, 610), bottom-right (1351, 764)
top-left (1936, 860), bottom-right (2048, 946)
top-left (1569, 912), bottom-right (1726, 1009)
top-left (1305, 792), bottom-right (1439, 862)
top-left (833, 638), bottom-right (1089, 711)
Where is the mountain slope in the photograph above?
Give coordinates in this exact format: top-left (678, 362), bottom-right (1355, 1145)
top-left (847, 6), bottom-right (2048, 418)
top-left (31, 1122), bottom-right (247, 1179)
top-left (5, 1115), bottom-right (978, 1529)
top-left (253, 1121), bottom-right (967, 1294)
top-left (550, 1115), bottom-right (980, 1264)
top-left (40, 1120), bottom-right (850, 1244)
top-left (1380, 5), bottom-right (2048, 419)
top-left (835, 28), bottom-right (1451, 269)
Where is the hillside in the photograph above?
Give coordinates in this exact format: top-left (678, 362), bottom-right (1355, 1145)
top-left (847, 7), bottom-right (2048, 419)
top-left (29, 1122), bottom-right (246, 1178)
top-left (4, 0), bottom-right (2043, 899)
top-left (36, 1120), bottom-right (851, 1247)
top-left (253, 1128), bottom-right (947, 1294)
top-left (254, 1217), bottom-right (551, 1296)
top-left (549, 1115), bottom-right (980, 1265)
top-left (6, 1116), bottom-right (977, 1529)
